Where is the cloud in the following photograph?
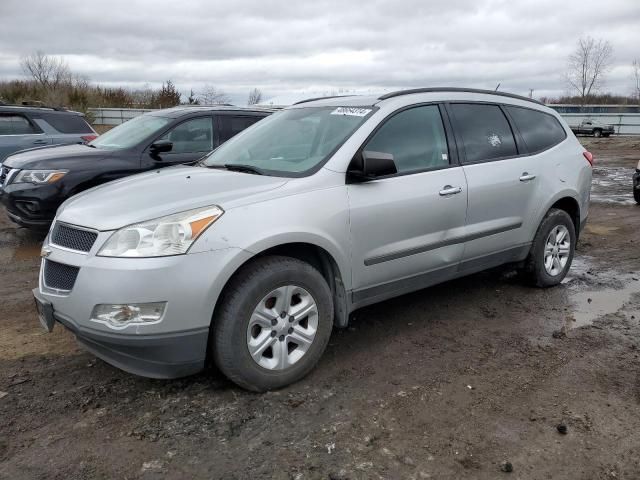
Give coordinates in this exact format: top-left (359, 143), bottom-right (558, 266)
top-left (0, 0), bottom-right (638, 103)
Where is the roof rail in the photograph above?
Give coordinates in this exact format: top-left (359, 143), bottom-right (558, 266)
top-left (0, 101), bottom-right (69, 111)
top-left (378, 87), bottom-right (544, 105)
top-left (293, 95), bottom-right (355, 105)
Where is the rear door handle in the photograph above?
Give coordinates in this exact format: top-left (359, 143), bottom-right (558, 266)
top-left (519, 172), bottom-right (536, 182)
top-left (439, 185), bottom-right (463, 196)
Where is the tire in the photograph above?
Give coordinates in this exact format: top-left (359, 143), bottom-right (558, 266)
top-left (212, 255), bottom-right (334, 392)
top-left (593, 129), bottom-right (602, 138)
top-left (524, 209), bottom-right (576, 287)
top-left (634, 187), bottom-right (640, 205)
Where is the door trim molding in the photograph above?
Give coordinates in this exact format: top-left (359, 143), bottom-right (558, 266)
top-left (363, 221), bottom-right (522, 266)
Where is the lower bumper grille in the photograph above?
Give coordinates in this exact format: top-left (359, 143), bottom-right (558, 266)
top-left (44, 260), bottom-right (80, 291)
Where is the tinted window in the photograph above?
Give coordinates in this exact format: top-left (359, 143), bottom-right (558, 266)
top-left (40, 113), bottom-right (93, 134)
top-left (219, 115), bottom-right (262, 143)
top-left (0, 114), bottom-right (36, 135)
top-left (450, 104), bottom-right (517, 163)
top-left (506, 106), bottom-right (566, 154)
top-left (159, 117), bottom-right (213, 154)
top-left (364, 105), bottom-right (449, 174)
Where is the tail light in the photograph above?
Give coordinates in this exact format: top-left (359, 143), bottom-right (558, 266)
top-left (583, 151), bottom-right (594, 167)
top-left (81, 134), bottom-right (98, 143)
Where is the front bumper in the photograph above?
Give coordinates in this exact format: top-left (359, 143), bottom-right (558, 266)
top-left (35, 235), bottom-right (253, 379)
top-left (1, 182), bottom-right (64, 228)
top-left (35, 288), bottom-right (208, 378)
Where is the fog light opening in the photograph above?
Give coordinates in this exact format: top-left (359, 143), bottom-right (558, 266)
top-left (90, 302), bottom-right (167, 330)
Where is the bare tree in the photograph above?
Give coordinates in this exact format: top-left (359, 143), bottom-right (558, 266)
top-left (20, 51), bottom-right (72, 90)
top-left (197, 85), bottom-right (231, 105)
top-left (566, 37), bottom-right (613, 104)
top-left (247, 88), bottom-right (263, 105)
top-left (632, 59), bottom-right (640, 101)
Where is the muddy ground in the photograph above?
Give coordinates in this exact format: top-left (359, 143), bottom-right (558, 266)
top-left (1, 137), bottom-right (639, 480)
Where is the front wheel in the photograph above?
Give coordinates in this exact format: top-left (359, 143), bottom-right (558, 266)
top-left (634, 187), bottom-right (640, 205)
top-left (524, 209), bottom-right (576, 287)
top-left (212, 256), bottom-right (334, 392)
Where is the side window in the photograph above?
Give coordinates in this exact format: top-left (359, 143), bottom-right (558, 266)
top-left (506, 106), bottom-right (566, 154)
top-left (449, 104), bottom-right (517, 163)
top-left (159, 117), bottom-right (213, 154)
top-left (0, 114), bottom-right (37, 135)
top-left (12, 116), bottom-right (37, 135)
top-left (40, 113), bottom-right (93, 133)
top-left (363, 105), bottom-right (449, 174)
top-left (219, 116), bottom-right (261, 143)
top-left (0, 116), bottom-right (14, 135)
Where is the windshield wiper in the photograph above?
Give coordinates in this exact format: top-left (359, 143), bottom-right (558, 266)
top-left (222, 164), bottom-right (264, 175)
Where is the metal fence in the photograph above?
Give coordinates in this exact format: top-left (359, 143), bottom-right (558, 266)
top-left (557, 113), bottom-right (640, 135)
top-left (88, 108), bottom-right (153, 125)
top-left (88, 107), bottom-right (640, 135)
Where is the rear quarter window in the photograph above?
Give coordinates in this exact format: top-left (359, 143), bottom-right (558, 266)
top-left (38, 113), bottom-right (94, 134)
top-left (506, 106), bottom-right (566, 154)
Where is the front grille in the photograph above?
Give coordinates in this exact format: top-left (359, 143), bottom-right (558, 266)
top-left (51, 223), bottom-right (98, 253)
top-left (44, 260), bottom-right (80, 291)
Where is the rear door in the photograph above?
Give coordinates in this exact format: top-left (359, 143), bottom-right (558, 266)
top-left (447, 102), bottom-right (540, 265)
top-left (0, 113), bottom-right (51, 161)
top-left (347, 104), bottom-right (468, 302)
top-left (217, 114), bottom-right (264, 146)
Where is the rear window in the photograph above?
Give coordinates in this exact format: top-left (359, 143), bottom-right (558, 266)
top-left (506, 106), bottom-right (566, 154)
top-left (39, 113), bottom-right (93, 134)
top-left (449, 103), bottom-right (518, 163)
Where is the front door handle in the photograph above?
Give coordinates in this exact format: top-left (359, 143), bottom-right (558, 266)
top-left (439, 185), bottom-right (463, 196)
top-left (32, 139), bottom-right (48, 145)
top-left (519, 172), bottom-right (536, 182)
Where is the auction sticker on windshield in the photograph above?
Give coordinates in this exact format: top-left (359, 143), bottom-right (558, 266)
top-left (331, 107), bottom-right (372, 117)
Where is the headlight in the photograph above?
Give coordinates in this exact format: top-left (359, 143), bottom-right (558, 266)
top-left (98, 206), bottom-right (224, 257)
top-left (13, 170), bottom-right (67, 184)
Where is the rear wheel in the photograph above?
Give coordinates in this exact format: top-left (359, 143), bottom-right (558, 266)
top-left (212, 256), bottom-right (333, 392)
top-left (524, 209), bottom-right (576, 287)
top-left (634, 187), bottom-right (640, 205)
top-left (593, 129), bottom-right (602, 138)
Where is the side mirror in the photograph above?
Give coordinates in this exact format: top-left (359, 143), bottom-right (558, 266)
top-left (150, 140), bottom-right (173, 156)
top-left (348, 150), bottom-right (397, 182)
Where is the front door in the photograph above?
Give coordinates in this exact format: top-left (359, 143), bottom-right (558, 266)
top-left (142, 116), bottom-right (215, 167)
top-left (347, 104), bottom-right (468, 304)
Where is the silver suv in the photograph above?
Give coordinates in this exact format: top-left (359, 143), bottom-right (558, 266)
top-left (33, 88), bottom-right (593, 391)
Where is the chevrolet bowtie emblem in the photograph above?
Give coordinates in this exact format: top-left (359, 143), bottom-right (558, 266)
top-left (40, 246), bottom-right (52, 258)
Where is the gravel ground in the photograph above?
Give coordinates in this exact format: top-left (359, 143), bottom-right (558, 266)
top-left (1, 136), bottom-right (639, 480)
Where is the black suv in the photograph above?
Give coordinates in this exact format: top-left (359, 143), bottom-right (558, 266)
top-left (0, 106), bottom-right (271, 229)
top-left (0, 103), bottom-right (97, 162)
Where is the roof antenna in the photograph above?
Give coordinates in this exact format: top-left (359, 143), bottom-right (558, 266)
top-left (495, 83), bottom-right (501, 91)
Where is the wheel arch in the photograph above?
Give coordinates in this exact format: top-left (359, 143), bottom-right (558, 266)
top-left (210, 239), bottom-right (351, 333)
top-left (544, 194), bottom-right (581, 239)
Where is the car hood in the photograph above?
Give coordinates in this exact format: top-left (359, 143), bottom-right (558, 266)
top-left (2, 144), bottom-right (109, 169)
top-left (56, 166), bottom-right (288, 230)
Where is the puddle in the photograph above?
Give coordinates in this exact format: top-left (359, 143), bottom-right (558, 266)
top-left (568, 281), bottom-right (640, 328)
top-left (590, 166), bottom-right (636, 205)
top-left (563, 255), bottom-right (640, 329)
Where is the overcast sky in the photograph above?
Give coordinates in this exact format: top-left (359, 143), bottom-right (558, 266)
top-left (1, 0), bottom-right (639, 104)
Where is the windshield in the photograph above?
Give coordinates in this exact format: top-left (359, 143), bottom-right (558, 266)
top-left (90, 115), bottom-right (172, 150)
top-left (202, 106), bottom-right (374, 176)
